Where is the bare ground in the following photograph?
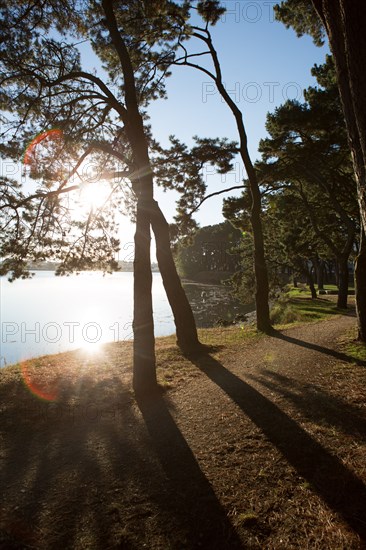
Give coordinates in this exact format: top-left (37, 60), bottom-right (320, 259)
top-left (1, 309), bottom-right (366, 549)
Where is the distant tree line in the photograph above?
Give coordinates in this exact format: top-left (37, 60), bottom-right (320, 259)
top-left (175, 222), bottom-right (242, 281)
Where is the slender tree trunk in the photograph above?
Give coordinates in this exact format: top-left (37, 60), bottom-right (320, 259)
top-left (133, 199), bottom-right (156, 394)
top-left (316, 258), bottom-right (325, 290)
top-left (309, 279), bottom-right (317, 299)
top-left (355, 228), bottom-right (366, 341)
top-left (337, 256), bottom-right (349, 309)
top-left (334, 258), bottom-right (340, 287)
top-left (306, 265), bottom-right (317, 299)
top-left (324, 262), bottom-right (329, 285)
top-left (200, 34), bottom-right (271, 334)
top-left (150, 200), bottom-right (203, 355)
top-left (250, 197), bottom-right (271, 332)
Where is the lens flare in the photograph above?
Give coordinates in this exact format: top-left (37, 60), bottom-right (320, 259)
top-left (23, 128), bottom-right (63, 166)
top-left (20, 361), bottom-right (59, 401)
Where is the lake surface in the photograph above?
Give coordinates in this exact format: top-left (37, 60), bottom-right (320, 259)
top-left (0, 271), bottom-right (254, 366)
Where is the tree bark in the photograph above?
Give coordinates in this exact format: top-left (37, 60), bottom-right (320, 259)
top-left (102, 0), bottom-right (203, 388)
top-left (102, 0), bottom-right (156, 393)
top-left (311, 0), bottom-right (366, 338)
top-left (150, 200), bottom-right (203, 355)
top-left (308, 270), bottom-right (318, 300)
top-left (250, 195), bottom-right (271, 332)
top-left (355, 228), bottom-right (366, 341)
top-left (337, 256), bottom-right (349, 309)
top-left (189, 29), bottom-right (272, 334)
top-left (334, 259), bottom-right (339, 288)
top-left (133, 200), bottom-right (156, 394)
top-left (314, 258), bottom-right (325, 290)
top-left (306, 264), bottom-right (317, 299)
top-left (311, 0), bottom-right (366, 234)
top-left (124, 113), bottom-right (160, 394)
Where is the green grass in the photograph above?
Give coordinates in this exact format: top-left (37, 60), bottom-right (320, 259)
top-left (339, 328), bottom-right (366, 364)
top-left (346, 340), bottom-right (366, 363)
top-left (270, 287), bottom-right (342, 328)
top-left (321, 283), bottom-right (354, 291)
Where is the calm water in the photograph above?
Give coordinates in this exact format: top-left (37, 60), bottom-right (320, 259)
top-left (0, 271), bottom-right (253, 366)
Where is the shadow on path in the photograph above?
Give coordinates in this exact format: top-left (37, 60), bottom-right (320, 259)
top-left (248, 369), bottom-right (366, 441)
top-left (0, 369), bottom-right (243, 549)
top-left (136, 392), bottom-right (244, 549)
top-left (192, 353), bottom-right (366, 542)
top-left (271, 330), bottom-right (366, 367)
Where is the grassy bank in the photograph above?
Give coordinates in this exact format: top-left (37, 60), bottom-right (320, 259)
top-left (2, 288), bottom-right (363, 391)
top-left (270, 286), bottom-right (343, 327)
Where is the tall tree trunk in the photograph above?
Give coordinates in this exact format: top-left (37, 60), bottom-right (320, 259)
top-left (315, 258), bottom-right (325, 290)
top-left (102, 0), bottom-right (157, 393)
top-left (250, 195), bottom-right (271, 332)
top-left (127, 121), bottom-right (159, 394)
top-left (150, 200), bottom-right (203, 355)
top-left (311, 0), bottom-right (366, 339)
top-left (312, 0), bottom-right (366, 234)
top-left (309, 279), bottom-right (317, 300)
top-left (198, 32), bottom-right (272, 334)
top-left (306, 264), bottom-right (317, 299)
top-left (334, 258), bottom-right (340, 287)
top-left (355, 228), bottom-right (366, 341)
top-left (337, 256), bottom-right (349, 309)
top-left (133, 199), bottom-right (156, 394)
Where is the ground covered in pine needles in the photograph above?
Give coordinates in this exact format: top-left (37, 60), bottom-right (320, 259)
top-left (1, 296), bottom-right (366, 549)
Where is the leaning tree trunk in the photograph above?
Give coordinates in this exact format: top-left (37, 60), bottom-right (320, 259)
top-left (203, 38), bottom-right (272, 334)
top-left (337, 256), bottom-right (349, 309)
top-left (355, 228), bottom-right (366, 341)
top-left (150, 200), bottom-right (203, 355)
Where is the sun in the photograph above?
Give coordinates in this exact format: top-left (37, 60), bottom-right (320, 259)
top-left (79, 180), bottom-right (112, 210)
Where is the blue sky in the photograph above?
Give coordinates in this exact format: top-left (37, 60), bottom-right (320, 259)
top-left (113, 1), bottom-right (329, 257)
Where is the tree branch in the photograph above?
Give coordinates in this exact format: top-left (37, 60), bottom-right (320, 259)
top-left (189, 184), bottom-right (245, 215)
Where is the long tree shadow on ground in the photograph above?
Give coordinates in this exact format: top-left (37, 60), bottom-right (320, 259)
top-left (136, 393), bottom-right (244, 549)
top-left (271, 330), bottom-right (366, 367)
top-left (0, 365), bottom-right (244, 549)
top-left (247, 369), bottom-right (366, 441)
top-left (191, 353), bottom-right (366, 542)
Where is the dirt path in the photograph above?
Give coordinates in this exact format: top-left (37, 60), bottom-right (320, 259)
top-left (1, 314), bottom-right (366, 549)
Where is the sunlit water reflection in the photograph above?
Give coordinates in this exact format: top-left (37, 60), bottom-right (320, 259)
top-left (0, 271), bottom-right (253, 366)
